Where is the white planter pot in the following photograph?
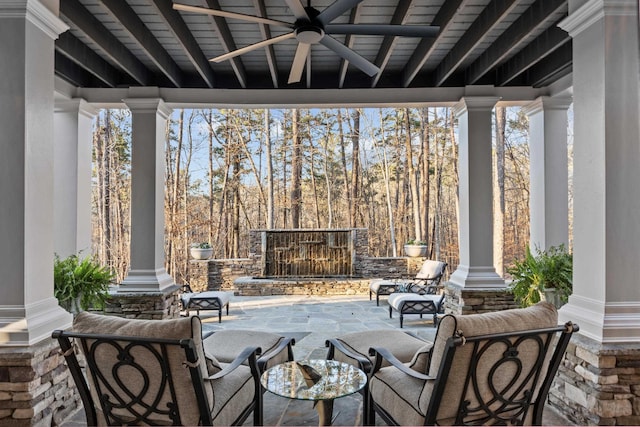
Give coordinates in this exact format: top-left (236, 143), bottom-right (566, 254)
top-left (404, 244), bottom-right (428, 257)
top-left (190, 248), bottom-right (213, 260)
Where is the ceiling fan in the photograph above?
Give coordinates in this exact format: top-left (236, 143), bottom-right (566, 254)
top-left (173, 0), bottom-right (439, 84)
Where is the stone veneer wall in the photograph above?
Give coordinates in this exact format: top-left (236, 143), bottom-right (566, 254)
top-left (188, 228), bottom-right (430, 295)
top-left (444, 283), bottom-right (518, 315)
top-left (550, 334), bottom-right (640, 425)
top-left (0, 339), bottom-right (80, 427)
top-left (103, 285), bottom-right (181, 319)
top-left (190, 256), bottom-right (426, 295)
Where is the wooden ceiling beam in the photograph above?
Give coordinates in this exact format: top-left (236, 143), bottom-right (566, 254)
top-left (496, 24), bottom-right (570, 86)
top-left (402, 0), bottom-right (470, 88)
top-left (202, 0), bottom-right (248, 88)
top-left (56, 32), bottom-right (121, 88)
top-left (370, 0), bottom-right (415, 88)
top-left (466, 0), bottom-right (566, 85)
top-left (338, 4), bottom-right (362, 88)
top-left (433, 0), bottom-right (520, 87)
top-left (152, 0), bottom-right (216, 88)
top-left (101, 0), bottom-right (183, 88)
top-left (251, 0), bottom-right (279, 88)
top-left (60, 0), bottom-right (150, 86)
top-left (527, 41), bottom-right (572, 87)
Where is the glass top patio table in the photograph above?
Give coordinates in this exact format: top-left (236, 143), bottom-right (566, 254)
top-left (260, 359), bottom-right (366, 401)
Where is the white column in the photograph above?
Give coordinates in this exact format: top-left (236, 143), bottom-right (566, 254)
top-left (54, 99), bottom-right (97, 258)
top-left (523, 96), bottom-right (572, 252)
top-left (449, 97), bottom-right (505, 288)
top-left (558, 0), bottom-right (640, 342)
top-left (0, 0), bottom-right (72, 345)
top-left (119, 98), bottom-right (174, 292)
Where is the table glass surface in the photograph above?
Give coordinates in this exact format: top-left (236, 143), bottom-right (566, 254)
top-left (260, 359), bottom-right (367, 401)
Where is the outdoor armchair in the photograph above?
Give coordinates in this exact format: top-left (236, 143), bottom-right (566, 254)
top-left (368, 302), bottom-right (578, 426)
top-left (325, 330), bottom-right (432, 425)
top-left (53, 312), bottom-right (265, 426)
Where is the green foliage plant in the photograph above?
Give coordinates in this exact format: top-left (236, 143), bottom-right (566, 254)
top-left (191, 242), bottom-right (212, 249)
top-left (406, 239), bottom-right (427, 245)
top-left (507, 244), bottom-right (573, 308)
top-left (54, 254), bottom-right (115, 312)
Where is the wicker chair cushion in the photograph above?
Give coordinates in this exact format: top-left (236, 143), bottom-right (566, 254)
top-left (370, 303), bottom-right (558, 425)
top-left (72, 312), bottom-right (215, 426)
top-left (333, 330), bottom-right (431, 373)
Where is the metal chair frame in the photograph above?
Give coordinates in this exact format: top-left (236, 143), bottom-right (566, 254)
top-left (368, 322), bottom-right (578, 426)
top-left (181, 284), bottom-right (230, 322)
top-left (53, 330), bottom-right (261, 426)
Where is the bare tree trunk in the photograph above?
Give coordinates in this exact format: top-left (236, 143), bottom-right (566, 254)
top-left (265, 109), bottom-right (275, 229)
top-left (322, 117), bottom-right (334, 228)
top-left (102, 110), bottom-right (112, 266)
top-left (349, 109), bottom-right (361, 227)
top-left (337, 109), bottom-right (351, 226)
top-left (377, 109), bottom-right (397, 256)
top-left (404, 108), bottom-right (422, 241)
top-left (420, 107), bottom-right (431, 253)
top-left (290, 108), bottom-right (302, 228)
top-left (94, 112), bottom-right (105, 262)
top-left (494, 106), bottom-right (506, 275)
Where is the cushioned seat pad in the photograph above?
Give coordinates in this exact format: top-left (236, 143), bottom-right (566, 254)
top-left (204, 330), bottom-right (290, 369)
top-left (388, 293), bottom-right (442, 310)
top-left (181, 291), bottom-right (230, 307)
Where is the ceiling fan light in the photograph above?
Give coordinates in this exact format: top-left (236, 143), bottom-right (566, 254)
top-left (295, 26), bottom-right (324, 44)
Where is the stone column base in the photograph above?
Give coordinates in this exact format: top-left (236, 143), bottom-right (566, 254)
top-left (550, 333), bottom-right (640, 425)
top-left (0, 339), bottom-right (80, 427)
top-left (104, 284), bottom-right (181, 319)
top-left (444, 283), bottom-right (519, 315)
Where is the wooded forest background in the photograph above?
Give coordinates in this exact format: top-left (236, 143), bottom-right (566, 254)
top-left (91, 107), bottom-right (572, 285)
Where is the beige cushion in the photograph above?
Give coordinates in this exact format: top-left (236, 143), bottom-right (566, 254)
top-left (73, 312), bottom-right (214, 426)
top-left (370, 303), bottom-right (559, 426)
top-left (415, 260), bottom-right (446, 279)
top-left (388, 293), bottom-right (443, 311)
top-left (368, 279), bottom-right (398, 293)
top-left (332, 330), bottom-right (431, 373)
top-left (204, 329), bottom-right (290, 370)
top-left (182, 291), bottom-right (231, 308)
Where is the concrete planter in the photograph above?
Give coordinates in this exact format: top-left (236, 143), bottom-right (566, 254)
top-left (404, 244), bottom-right (428, 257)
top-left (190, 247), bottom-right (213, 260)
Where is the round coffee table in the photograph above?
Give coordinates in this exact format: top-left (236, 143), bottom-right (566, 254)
top-left (260, 359), bottom-right (367, 426)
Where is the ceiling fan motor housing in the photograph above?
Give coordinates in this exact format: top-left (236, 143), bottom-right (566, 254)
top-left (295, 25), bottom-right (324, 43)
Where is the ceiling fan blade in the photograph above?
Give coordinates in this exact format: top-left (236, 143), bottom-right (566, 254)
top-left (325, 24), bottom-right (440, 38)
top-left (288, 42), bottom-right (311, 84)
top-left (173, 3), bottom-right (293, 29)
top-left (319, 35), bottom-right (379, 77)
top-left (317, 0), bottom-right (364, 25)
top-left (211, 32), bottom-right (296, 63)
top-left (283, 0), bottom-right (309, 20)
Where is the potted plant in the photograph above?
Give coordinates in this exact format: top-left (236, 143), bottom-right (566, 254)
top-left (404, 239), bottom-right (428, 257)
top-left (54, 254), bottom-right (115, 313)
top-left (190, 242), bottom-right (213, 260)
top-left (507, 244), bottom-right (573, 308)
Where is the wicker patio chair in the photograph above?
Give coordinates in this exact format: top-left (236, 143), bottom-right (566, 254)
top-left (368, 302), bottom-right (578, 426)
top-left (53, 312), bottom-right (266, 426)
